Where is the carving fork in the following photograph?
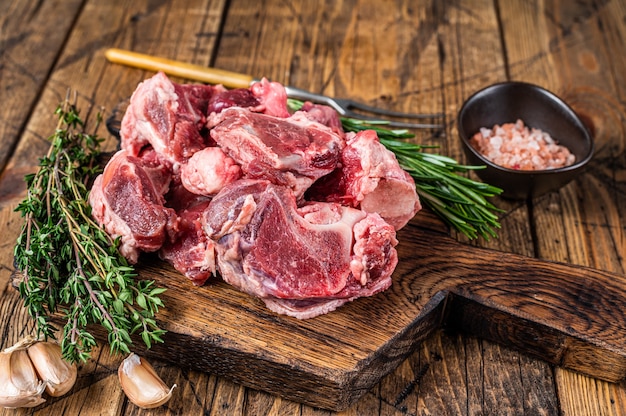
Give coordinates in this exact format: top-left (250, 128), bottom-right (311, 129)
top-left (105, 48), bottom-right (444, 130)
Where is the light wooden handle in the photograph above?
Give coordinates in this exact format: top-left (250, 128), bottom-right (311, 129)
top-left (105, 48), bottom-right (254, 89)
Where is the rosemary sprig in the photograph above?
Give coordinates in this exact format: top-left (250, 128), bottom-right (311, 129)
top-left (379, 137), bottom-right (502, 240)
top-left (13, 95), bottom-right (167, 363)
top-left (288, 99), bottom-right (503, 240)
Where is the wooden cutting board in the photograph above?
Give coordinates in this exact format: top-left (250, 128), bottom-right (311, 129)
top-left (96, 209), bottom-right (626, 411)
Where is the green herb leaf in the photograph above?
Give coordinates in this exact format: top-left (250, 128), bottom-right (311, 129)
top-left (14, 94), bottom-right (167, 363)
top-left (287, 99), bottom-right (503, 240)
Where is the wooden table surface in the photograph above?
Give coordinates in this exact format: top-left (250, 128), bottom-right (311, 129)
top-left (1, 0), bottom-right (626, 414)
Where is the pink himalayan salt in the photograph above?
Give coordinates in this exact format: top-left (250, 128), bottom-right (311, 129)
top-left (469, 119), bottom-right (575, 171)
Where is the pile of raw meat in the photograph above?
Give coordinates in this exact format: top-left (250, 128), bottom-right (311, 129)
top-left (89, 72), bottom-right (421, 319)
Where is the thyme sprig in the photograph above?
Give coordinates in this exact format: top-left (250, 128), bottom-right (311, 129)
top-left (288, 99), bottom-right (503, 240)
top-left (13, 95), bottom-right (167, 363)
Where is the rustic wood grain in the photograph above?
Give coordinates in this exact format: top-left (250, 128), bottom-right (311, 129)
top-left (0, 0), bottom-right (85, 210)
top-left (500, 1), bottom-right (626, 415)
top-left (1, 0), bottom-right (626, 414)
top-left (434, 2), bottom-right (563, 416)
top-left (0, 2), bottom-right (229, 416)
top-left (0, 0), bottom-right (85, 173)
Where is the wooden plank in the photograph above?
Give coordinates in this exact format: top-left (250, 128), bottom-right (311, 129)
top-left (499, 0), bottom-right (626, 415)
top-left (0, 0), bottom-right (84, 173)
top-left (215, 3), bottom-right (539, 414)
top-left (0, 1), bottom-right (230, 416)
top-left (2, 0), bottom-right (625, 414)
top-left (0, 0), bottom-right (84, 215)
top-left (0, 1), bottom-right (161, 413)
top-left (432, 1), bottom-right (562, 415)
top-left (0, 205), bottom-right (24, 297)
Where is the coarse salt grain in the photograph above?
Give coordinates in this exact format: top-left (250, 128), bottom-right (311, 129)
top-left (469, 119), bottom-right (575, 171)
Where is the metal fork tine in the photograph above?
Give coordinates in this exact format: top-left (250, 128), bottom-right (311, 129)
top-left (283, 86), bottom-right (444, 129)
top-left (336, 98), bottom-right (444, 119)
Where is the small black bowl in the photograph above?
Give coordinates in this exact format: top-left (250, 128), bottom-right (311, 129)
top-left (458, 82), bottom-right (594, 200)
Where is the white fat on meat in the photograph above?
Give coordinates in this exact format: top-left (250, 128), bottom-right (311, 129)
top-left (350, 213), bottom-right (399, 285)
top-left (180, 147), bottom-right (242, 196)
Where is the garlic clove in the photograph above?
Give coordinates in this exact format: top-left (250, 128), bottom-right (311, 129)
top-left (27, 341), bottom-right (77, 397)
top-left (0, 348), bottom-right (46, 408)
top-left (118, 353), bottom-right (176, 409)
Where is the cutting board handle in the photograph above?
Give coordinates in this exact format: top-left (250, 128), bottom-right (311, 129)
top-left (397, 225), bottom-right (626, 382)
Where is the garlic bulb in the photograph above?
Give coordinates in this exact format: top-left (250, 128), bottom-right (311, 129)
top-left (118, 353), bottom-right (176, 409)
top-left (0, 344), bottom-right (46, 408)
top-left (27, 341), bottom-right (77, 397)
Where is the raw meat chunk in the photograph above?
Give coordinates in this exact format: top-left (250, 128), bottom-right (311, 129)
top-left (300, 101), bottom-right (344, 136)
top-left (208, 108), bottom-right (344, 197)
top-left (250, 78), bottom-right (290, 117)
top-left (91, 73), bottom-right (421, 318)
top-left (89, 150), bottom-right (177, 263)
top-left (307, 130), bottom-right (421, 230)
top-left (160, 198), bottom-right (216, 286)
top-left (207, 88), bottom-right (260, 115)
top-left (202, 179), bottom-right (397, 318)
top-left (206, 78), bottom-right (288, 117)
top-left (120, 72), bottom-right (216, 164)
